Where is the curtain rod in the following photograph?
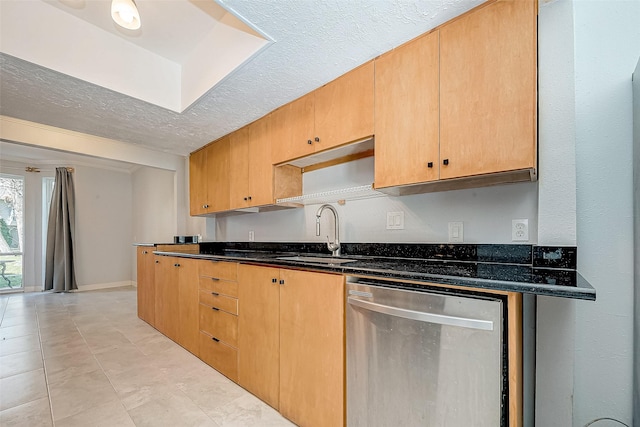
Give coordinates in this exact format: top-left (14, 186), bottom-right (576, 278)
top-left (24, 167), bottom-right (74, 173)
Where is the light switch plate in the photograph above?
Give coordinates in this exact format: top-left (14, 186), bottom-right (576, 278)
top-left (386, 212), bottom-right (404, 230)
top-left (448, 222), bottom-right (464, 243)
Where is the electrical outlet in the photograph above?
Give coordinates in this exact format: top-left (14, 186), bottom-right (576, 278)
top-left (512, 219), bottom-right (529, 241)
top-left (386, 212), bottom-right (404, 230)
top-left (448, 222), bottom-right (464, 243)
top-left (248, 230), bottom-right (255, 242)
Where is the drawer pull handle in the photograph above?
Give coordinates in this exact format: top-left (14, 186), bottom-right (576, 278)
top-left (142, 250), bottom-right (148, 254)
top-left (211, 292), bottom-right (219, 296)
top-left (271, 278), bottom-right (277, 283)
top-left (174, 263), bottom-right (180, 267)
top-left (212, 337), bottom-right (220, 342)
top-left (210, 277), bottom-right (220, 281)
top-left (279, 280), bottom-right (285, 285)
top-left (212, 306), bottom-right (220, 311)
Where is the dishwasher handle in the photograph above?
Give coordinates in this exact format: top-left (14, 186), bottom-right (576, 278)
top-left (347, 296), bottom-right (494, 331)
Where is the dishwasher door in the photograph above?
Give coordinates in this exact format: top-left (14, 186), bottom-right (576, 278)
top-left (346, 280), bottom-right (505, 427)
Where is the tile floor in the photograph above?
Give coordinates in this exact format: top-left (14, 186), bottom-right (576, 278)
top-left (0, 286), bottom-right (295, 426)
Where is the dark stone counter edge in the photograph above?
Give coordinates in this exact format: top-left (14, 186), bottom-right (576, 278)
top-left (152, 251), bottom-right (596, 301)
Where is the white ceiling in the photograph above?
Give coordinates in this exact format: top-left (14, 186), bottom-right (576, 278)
top-left (0, 0), bottom-right (485, 160)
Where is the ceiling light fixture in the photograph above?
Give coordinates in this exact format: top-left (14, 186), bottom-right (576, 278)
top-left (111, 0), bottom-right (141, 30)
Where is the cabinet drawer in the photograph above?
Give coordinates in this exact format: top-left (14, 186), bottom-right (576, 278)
top-left (199, 303), bottom-right (238, 347)
top-left (199, 331), bottom-right (238, 382)
top-left (198, 260), bottom-right (237, 282)
top-left (199, 289), bottom-right (238, 315)
top-left (198, 276), bottom-right (238, 298)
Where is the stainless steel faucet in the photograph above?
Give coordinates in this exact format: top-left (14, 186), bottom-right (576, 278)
top-left (316, 204), bottom-right (340, 256)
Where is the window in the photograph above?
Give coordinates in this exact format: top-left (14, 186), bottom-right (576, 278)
top-left (0, 174), bottom-right (24, 290)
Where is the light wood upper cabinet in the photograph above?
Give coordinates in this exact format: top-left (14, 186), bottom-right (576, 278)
top-left (439, 0), bottom-right (537, 179)
top-left (374, 31), bottom-right (440, 188)
top-left (189, 137), bottom-right (230, 215)
top-left (271, 93), bottom-right (315, 163)
top-left (314, 61), bottom-right (374, 153)
top-left (271, 62), bottom-right (374, 164)
top-left (136, 246), bottom-right (155, 326)
top-left (238, 265), bottom-right (280, 409)
top-left (229, 116), bottom-right (274, 209)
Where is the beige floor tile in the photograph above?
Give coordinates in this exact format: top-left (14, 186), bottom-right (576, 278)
top-left (55, 400), bottom-right (135, 427)
top-left (0, 322), bottom-right (39, 340)
top-left (44, 351), bottom-right (101, 385)
top-left (38, 325), bottom-right (82, 344)
top-left (112, 321), bottom-right (158, 343)
top-left (41, 335), bottom-right (89, 359)
top-left (207, 393), bottom-right (296, 427)
top-left (49, 369), bottom-right (119, 421)
top-left (127, 389), bottom-right (219, 427)
top-left (2, 308), bottom-right (37, 319)
top-left (94, 344), bottom-right (150, 376)
top-left (107, 364), bottom-right (178, 411)
top-left (0, 314), bottom-right (38, 328)
top-left (0, 333), bottom-right (40, 357)
top-left (0, 349), bottom-right (44, 379)
top-left (83, 330), bottom-right (132, 354)
top-left (0, 396), bottom-right (52, 427)
top-left (134, 333), bottom-right (176, 356)
top-left (175, 370), bottom-right (245, 415)
top-left (0, 368), bottom-right (48, 411)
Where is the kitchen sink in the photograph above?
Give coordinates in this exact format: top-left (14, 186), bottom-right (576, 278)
top-left (276, 256), bottom-right (358, 265)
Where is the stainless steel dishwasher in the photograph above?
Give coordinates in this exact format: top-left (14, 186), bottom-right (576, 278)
top-left (346, 278), bottom-right (506, 427)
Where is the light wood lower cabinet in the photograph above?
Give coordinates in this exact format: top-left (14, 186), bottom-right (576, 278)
top-left (238, 264), bottom-right (345, 427)
top-left (198, 260), bottom-right (239, 382)
top-left (153, 256), bottom-right (199, 355)
top-left (136, 246), bottom-right (156, 326)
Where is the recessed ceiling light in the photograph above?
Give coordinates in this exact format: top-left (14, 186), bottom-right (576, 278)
top-left (111, 0), bottom-right (141, 30)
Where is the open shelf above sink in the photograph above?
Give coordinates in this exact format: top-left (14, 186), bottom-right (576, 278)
top-left (275, 184), bottom-right (385, 206)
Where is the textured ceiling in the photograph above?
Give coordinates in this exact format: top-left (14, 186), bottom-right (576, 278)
top-left (0, 0), bottom-right (484, 158)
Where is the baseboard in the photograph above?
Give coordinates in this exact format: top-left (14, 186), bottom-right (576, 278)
top-left (75, 281), bottom-right (135, 292)
top-left (23, 286), bottom-right (41, 292)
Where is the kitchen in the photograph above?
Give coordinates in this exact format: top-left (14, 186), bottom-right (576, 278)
top-left (0, 0), bottom-right (638, 426)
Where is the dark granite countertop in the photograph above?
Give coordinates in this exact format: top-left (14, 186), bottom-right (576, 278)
top-left (146, 242), bottom-right (596, 301)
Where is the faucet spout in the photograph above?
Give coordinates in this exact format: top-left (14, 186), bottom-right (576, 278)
top-left (315, 204), bottom-right (341, 256)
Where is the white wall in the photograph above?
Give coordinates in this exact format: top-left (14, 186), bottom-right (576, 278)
top-left (132, 166), bottom-right (177, 244)
top-left (74, 164), bottom-right (133, 289)
top-left (573, 1), bottom-right (639, 425)
top-left (215, 157), bottom-right (539, 244)
top-left (535, 1), bottom-right (577, 425)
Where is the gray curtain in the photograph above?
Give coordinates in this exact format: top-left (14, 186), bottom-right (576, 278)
top-left (44, 167), bottom-right (77, 292)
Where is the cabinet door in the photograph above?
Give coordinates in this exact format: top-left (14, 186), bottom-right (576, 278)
top-left (279, 270), bottom-right (345, 427)
top-left (229, 127), bottom-right (250, 209)
top-left (136, 246), bottom-right (155, 326)
top-left (440, 0), bottom-right (537, 179)
top-left (177, 258), bottom-right (199, 356)
top-left (189, 149), bottom-right (208, 216)
top-left (205, 137), bottom-right (231, 213)
top-left (315, 61), bottom-right (375, 152)
top-left (247, 117), bottom-right (274, 207)
top-left (271, 94), bottom-right (315, 164)
top-left (238, 265), bottom-right (280, 409)
top-left (154, 256), bottom-right (179, 341)
top-left (374, 31), bottom-right (440, 188)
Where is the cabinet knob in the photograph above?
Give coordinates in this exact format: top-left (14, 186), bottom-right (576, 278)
top-left (203, 204), bottom-right (209, 209)
top-left (244, 197), bottom-right (248, 201)
top-left (142, 250), bottom-right (148, 254)
top-left (272, 278), bottom-right (277, 283)
top-left (279, 279), bottom-right (285, 285)
top-left (427, 162), bottom-right (433, 168)
top-left (155, 260), bottom-right (159, 264)
top-left (248, 196), bottom-right (252, 201)
top-left (174, 263), bottom-right (180, 267)
top-left (307, 139), bottom-right (313, 145)
top-left (443, 159), bottom-right (449, 166)
top-left (314, 137), bottom-right (320, 142)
